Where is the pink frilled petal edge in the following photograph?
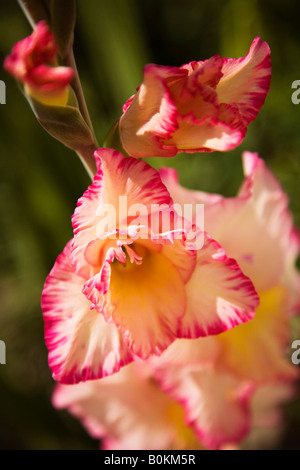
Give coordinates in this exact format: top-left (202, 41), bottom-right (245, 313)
top-left (154, 365), bottom-right (254, 450)
top-left (217, 37), bottom-right (272, 127)
top-left (177, 233), bottom-right (259, 338)
top-left (119, 64), bottom-right (180, 158)
top-left (240, 151), bottom-right (300, 307)
top-left (70, 148), bottom-right (173, 275)
top-left (41, 241), bottom-right (133, 384)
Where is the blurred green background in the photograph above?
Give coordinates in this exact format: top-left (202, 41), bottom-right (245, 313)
top-left (0, 0), bottom-right (300, 450)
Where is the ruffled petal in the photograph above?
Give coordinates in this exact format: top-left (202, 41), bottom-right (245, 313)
top-left (41, 241), bottom-right (132, 384)
top-left (53, 362), bottom-right (200, 450)
top-left (71, 148), bottom-right (172, 275)
top-left (160, 238), bottom-right (197, 284)
top-left (103, 243), bottom-right (187, 358)
top-left (178, 234), bottom-right (259, 338)
top-left (27, 64), bottom-right (74, 92)
top-left (150, 336), bottom-right (221, 370)
top-left (217, 286), bottom-right (299, 383)
top-left (216, 37), bottom-right (271, 126)
top-left (168, 115), bottom-right (244, 152)
top-left (155, 363), bottom-right (254, 450)
top-left (241, 151), bottom-right (300, 303)
top-left (171, 56), bottom-right (223, 118)
top-left (203, 152), bottom-right (300, 296)
top-left (282, 229), bottom-right (300, 315)
top-left (119, 38), bottom-right (270, 157)
top-left (119, 64), bottom-right (182, 158)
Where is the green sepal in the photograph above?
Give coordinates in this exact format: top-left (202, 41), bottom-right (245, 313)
top-left (103, 120), bottom-right (129, 156)
top-left (25, 87), bottom-right (97, 176)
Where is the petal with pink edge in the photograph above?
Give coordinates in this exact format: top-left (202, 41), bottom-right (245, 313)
top-left (168, 115), bottom-right (244, 153)
top-left (102, 242), bottom-right (187, 358)
top-left (119, 64), bottom-right (183, 158)
top-left (162, 152), bottom-right (300, 313)
top-left (41, 241), bottom-right (132, 384)
top-left (53, 362), bottom-right (194, 450)
top-left (216, 37), bottom-right (271, 126)
top-left (178, 234), bottom-right (259, 338)
top-left (282, 228), bottom-right (300, 315)
top-left (150, 336), bottom-right (221, 370)
top-left (240, 151), bottom-right (300, 303)
top-left (71, 148), bottom-right (172, 274)
top-left (217, 285), bottom-right (300, 384)
top-left (155, 364), bottom-right (254, 450)
top-left (202, 152), bottom-right (300, 295)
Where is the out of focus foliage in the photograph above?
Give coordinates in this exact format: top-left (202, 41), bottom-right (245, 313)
top-left (0, 0), bottom-right (300, 449)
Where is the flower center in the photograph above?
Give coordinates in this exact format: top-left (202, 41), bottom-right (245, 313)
top-left (113, 242), bottom-right (149, 271)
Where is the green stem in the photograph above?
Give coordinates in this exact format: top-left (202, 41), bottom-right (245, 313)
top-left (76, 145), bottom-right (98, 180)
top-left (66, 49), bottom-right (97, 143)
top-left (66, 48), bottom-right (99, 178)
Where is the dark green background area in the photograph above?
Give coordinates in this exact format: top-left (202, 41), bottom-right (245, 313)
top-left (0, 0), bottom-right (300, 450)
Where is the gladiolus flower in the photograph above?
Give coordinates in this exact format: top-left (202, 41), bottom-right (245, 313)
top-left (137, 153), bottom-right (300, 449)
top-left (52, 355), bottom-right (257, 450)
top-left (48, 154), bottom-right (299, 450)
top-left (52, 358), bottom-right (258, 451)
top-left (4, 20), bottom-right (74, 106)
top-left (52, 340), bottom-right (297, 450)
top-left (53, 362), bottom-right (206, 450)
top-left (148, 337), bottom-right (254, 449)
top-left (118, 38), bottom-right (271, 158)
top-left (52, 345), bottom-right (297, 450)
top-left (160, 151), bottom-right (300, 384)
top-left (41, 148), bottom-right (259, 384)
top-left (146, 334), bottom-right (297, 449)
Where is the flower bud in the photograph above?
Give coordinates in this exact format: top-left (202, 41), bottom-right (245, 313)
top-left (4, 20), bottom-right (74, 106)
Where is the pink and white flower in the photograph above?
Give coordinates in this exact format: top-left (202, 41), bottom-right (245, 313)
top-left (52, 337), bottom-right (298, 451)
top-left (148, 337), bottom-right (254, 450)
top-left (48, 153), bottom-right (299, 449)
top-left (53, 361), bottom-right (205, 450)
top-left (160, 151), bottom-right (300, 384)
top-left (42, 241), bottom-right (133, 384)
top-left (41, 148), bottom-right (259, 384)
top-left (4, 21), bottom-right (74, 106)
top-left (52, 350), bottom-right (256, 450)
top-left (52, 345), bottom-right (297, 450)
top-left (135, 153), bottom-right (300, 449)
top-left (118, 38), bottom-right (271, 158)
